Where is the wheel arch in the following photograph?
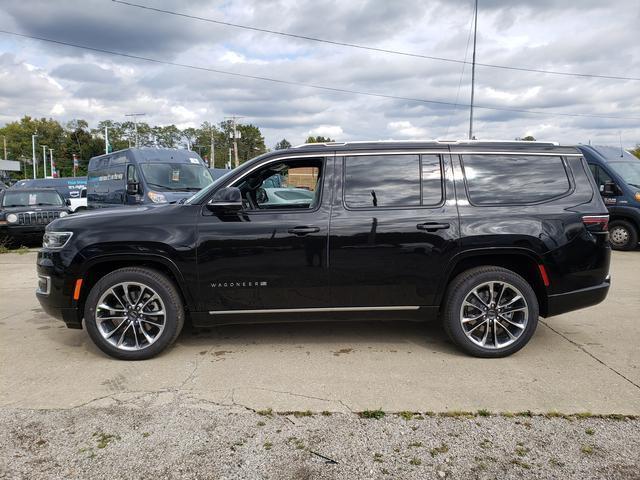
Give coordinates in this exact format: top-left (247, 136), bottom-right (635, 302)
top-left (438, 249), bottom-right (548, 317)
top-left (77, 254), bottom-right (194, 315)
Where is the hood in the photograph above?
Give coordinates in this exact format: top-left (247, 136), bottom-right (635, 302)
top-left (46, 203), bottom-right (180, 231)
top-left (1, 204), bottom-right (68, 214)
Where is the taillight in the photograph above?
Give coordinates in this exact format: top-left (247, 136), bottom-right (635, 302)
top-left (582, 215), bottom-right (609, 232)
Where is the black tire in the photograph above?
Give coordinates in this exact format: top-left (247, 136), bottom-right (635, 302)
top-left (608, 220), bottom-right (638, 251)
top-left (442, 266), bottom-right (539, 358)
top-left (84, 267), bottom-right (184, 360)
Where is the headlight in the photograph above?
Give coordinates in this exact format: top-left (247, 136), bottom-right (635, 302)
top-left (59, 211), bottom-right (68, 218)
top-left (635, 192), bottom-right (640, 202)
top-left (6, 213), bottom-right (18, 223)
top-left (43, 231), bottom-right (73, 249)
top-left (147, 191), bottom-right (168, 204)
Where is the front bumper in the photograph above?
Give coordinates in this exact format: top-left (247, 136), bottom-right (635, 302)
top-left (545, 275), bottom-right (611, 317)
top-left (36, 250), bottom-right (83, 329)
top-left (1, 224), bottom-right (46, 239)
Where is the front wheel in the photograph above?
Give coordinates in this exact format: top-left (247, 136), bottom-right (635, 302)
top-left (84, 267), bottom-right (184, 360)
top-left (442, 266), bottom-right (539, 358)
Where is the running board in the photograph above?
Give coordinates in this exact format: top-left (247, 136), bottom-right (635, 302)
top-left (208, 306), bottom-right (421, 315)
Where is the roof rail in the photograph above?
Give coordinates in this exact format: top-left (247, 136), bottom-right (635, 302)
top-left (293, 139), bottom-right (560, 148)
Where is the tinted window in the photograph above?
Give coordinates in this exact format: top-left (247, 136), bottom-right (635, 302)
top-left (421, 155), bottom-right (443, 205)
top-left (344, 155), bottom-right (421, 208)
top-left (463, 155), bottom-right (570, 204)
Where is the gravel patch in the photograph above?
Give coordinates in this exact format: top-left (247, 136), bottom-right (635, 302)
top-left (1, 399), bottom-right (638, 480)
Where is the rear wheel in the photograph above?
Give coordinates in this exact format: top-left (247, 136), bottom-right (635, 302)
top-left (84, 267), bottom-right (184, 360)
top-left (442, 266), bottom-right (539, 358)
top-left (608, 220), bottom-right (638, 251)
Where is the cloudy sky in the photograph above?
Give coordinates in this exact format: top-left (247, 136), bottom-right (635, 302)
top-left (1, 0), bottom-right (639, 148)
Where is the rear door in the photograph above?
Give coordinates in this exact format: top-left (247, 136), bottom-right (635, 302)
top-left (328, 150), bottom-right (459, 308)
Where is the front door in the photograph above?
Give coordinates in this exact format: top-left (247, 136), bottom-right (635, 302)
top-left (197, 156), bottom-right (331, 313)
top-left (328, 152), bottom-right (459, 307)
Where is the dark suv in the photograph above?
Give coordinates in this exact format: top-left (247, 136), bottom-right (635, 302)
top-left (1, 188), bottom-right (70, 244)
top-left (36, 141), bottom-right (611, 360)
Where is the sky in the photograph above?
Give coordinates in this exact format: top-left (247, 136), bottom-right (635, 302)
top-left (0, 0), bottom-right (639, 149)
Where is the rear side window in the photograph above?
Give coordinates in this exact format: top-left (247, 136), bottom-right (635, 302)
top-left (462, 155), bottom-right (570, 205)
top-left (344, 154), bottom-right (442, 208)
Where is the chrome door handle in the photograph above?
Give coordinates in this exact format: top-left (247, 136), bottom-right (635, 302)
top-left (288, 226), bottom-right (320, 236)
top-left (417, 222), bottom-right (450, 232)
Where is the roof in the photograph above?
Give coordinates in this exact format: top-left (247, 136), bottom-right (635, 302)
top-left (90, 147), bottom-right (205, 164)
top-left (577, 144), bottom-right (639, 162)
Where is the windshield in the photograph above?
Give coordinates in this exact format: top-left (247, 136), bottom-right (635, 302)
top-left (139, 163), bottom-right (213, 191)
top-left (2, 190), bottom-right (64, 207)
top-left (185, 170), bottom-right (234, 204)
top-left (608, 162), bottom-right (640, 188)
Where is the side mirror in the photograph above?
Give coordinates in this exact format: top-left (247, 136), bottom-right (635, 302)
top-left (65, 198), bottom-right (71, 206)
top-left (602, 181), bottom-right (619, 196)
top-left (207, 187), bottom-right (243, 212)
top-left (126, 181), bottom-right (139, 196)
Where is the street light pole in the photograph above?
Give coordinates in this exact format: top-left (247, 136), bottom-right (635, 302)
top-left (42, 145), bottom-right (48, 178)
top-left (468, 0), bottom-right (478, 140)
top-left (210, 126), bottom-right (215, 168)
top-left (104, 126), bottom-right (110, 154)
top-left (49, 148), bottom-right (55, 178)
top-left (125, 113), bottom-right (146, 148)
top-left (31, 134), bottom-right (37, 179)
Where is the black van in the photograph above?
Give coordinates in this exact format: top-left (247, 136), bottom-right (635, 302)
top-left (37, 140), bottom-right (610, 360)
top-left (578, 145), bottom-right (640, 250)
top-left (87, 148), bottom-right (214, 208)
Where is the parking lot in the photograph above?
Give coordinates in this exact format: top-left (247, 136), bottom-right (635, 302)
top-left (1, 249), bottom-right (639, 414)
top-left (1, 249), bottom-right (639, 479)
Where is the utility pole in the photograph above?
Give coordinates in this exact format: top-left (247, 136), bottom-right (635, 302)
top-left (42, 145), bottom-right (48, 178)
top-left (469, 0), bottom-right (478, 140)
top-left (125, 113), bottom-right (146, 148)
top-left (49, 148), bottom-right (55, 178)
top-left (32, 134), bottom-right (37, 179)
top-left (104, 126), bottom-right (111, 154)
top-left (225, 116), bottom-right (243, 167)
top-left (210, 126), bottom-right (215, 168)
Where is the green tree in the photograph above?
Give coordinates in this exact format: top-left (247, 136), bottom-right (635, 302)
top-left (305, 135), bottom-right (334, 143)
top-left (275, 138), bottom-right (292, 150)
top-left (519, 135), bottom-right (536, 141)
top-left (631, 145), bottom-right (640, 159)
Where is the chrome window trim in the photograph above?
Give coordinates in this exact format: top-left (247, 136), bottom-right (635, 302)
top-left (209, 306), bottom-right (420, 315)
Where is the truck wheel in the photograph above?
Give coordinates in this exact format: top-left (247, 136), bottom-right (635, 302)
top-left (442, 266), bottom-right (539, 358)
top-left (608, 220), bottom-right (638, 251)
top-left (84, 267), bottom-right (184, 360)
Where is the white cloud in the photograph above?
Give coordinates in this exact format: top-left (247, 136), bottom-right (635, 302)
top-left (308, 125), bottom-right (344, 139)
top-left (387, 121), bottom-right (427, 139)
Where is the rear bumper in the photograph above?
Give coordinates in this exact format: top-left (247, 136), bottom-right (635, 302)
top-left (545, 275), bottom-right (611, 317)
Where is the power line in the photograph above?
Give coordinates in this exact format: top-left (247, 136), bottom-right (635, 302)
top-left (112, 0), bottom-right (640, 82)
top-left (2, 29), bottom-right (640, 121)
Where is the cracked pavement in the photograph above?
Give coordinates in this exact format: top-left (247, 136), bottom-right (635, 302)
top-left (1, 250), bottom-right (639, 414)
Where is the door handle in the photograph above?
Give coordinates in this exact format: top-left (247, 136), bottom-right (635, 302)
top-left (416, 222), bottom-right (450, 232)
top-left (288, 226), bottom-right (320, 236)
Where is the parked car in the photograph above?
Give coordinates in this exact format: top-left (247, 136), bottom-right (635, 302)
top-left (36, 140), bottom-right (610, 360)
top-left (256, 187), bottom-right (315, 207)
top-left (12, 177), bottom-right (87, 212)
top-left (0, 188), bottom-right (70, 244)
top-left (87, 148), bottom-right (214, 208)
top-left (578, 145), bottom-right (640, 250)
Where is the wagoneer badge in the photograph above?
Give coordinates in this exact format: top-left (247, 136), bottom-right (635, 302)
top-left (211, 281), bottom-right (268, 288)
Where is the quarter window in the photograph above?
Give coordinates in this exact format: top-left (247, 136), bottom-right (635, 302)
top-left (462, 155), bottom-right (570, 205)
top-left (344, 155), bottom-right (442, 208)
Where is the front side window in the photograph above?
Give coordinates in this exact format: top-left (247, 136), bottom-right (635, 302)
top-left (139, 163), bottom-right (213, 191)
top-left (234, 159), bottom-right (322, 210)
top-left (344, 154), bottom-right (442, 208)
top-left (2, 190), bottom-right (64, 207)
top-left (463, 155), bottom-right (570, 205)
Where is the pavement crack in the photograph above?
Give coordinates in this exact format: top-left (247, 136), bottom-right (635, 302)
top-left (540, 320), bottom-right (640, 391)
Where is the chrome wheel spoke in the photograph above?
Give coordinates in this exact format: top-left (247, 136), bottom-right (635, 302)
top-left (460, 280), bottom-right (528, 350)
top-left (95, 281), bottom-right (166, 352)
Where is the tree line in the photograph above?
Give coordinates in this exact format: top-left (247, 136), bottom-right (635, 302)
top-left (0, 116), bottom-right (281, 179)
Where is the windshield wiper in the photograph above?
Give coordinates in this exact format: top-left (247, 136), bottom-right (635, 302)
top-left (628, 183), bottom-right (640, 189)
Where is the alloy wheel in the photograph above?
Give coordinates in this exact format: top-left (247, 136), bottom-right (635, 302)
top-left (95, 282), bottom-right (166, 351)
top-left (459, 281), bottom-right (529, 349)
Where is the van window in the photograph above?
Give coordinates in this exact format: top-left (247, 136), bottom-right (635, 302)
top-left (462, 155), bottom-right (570, 205)
top-left (344, 155), bottom-right (421, 208)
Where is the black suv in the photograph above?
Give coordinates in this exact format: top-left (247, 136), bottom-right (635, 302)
top-left (36, 141), bottom-right (611, 360)
top-left (1, 188), bottom-right (70, 244)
